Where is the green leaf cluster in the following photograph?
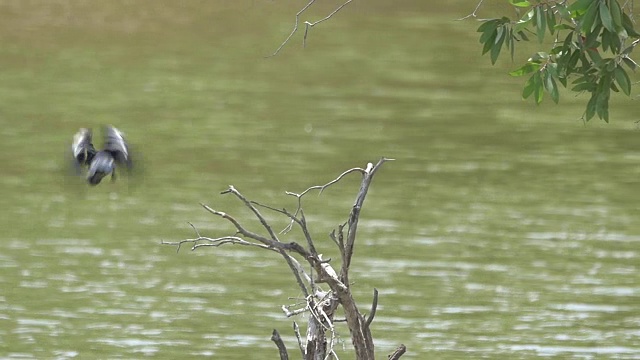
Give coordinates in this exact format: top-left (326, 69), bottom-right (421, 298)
top-left (475, 0), bottom-right (639, 122)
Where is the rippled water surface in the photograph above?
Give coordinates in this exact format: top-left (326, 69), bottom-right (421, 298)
top-left (1, 1), bottom-right (639, 359)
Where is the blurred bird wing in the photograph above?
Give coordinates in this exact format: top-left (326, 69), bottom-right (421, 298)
top-left (71, 128), bottom-right (96, 166)
top-left (104, 125), bottom-right (132, 168)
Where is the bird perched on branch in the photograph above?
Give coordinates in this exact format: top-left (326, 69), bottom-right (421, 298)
top-left (72, 125), bottom-right (133, 185)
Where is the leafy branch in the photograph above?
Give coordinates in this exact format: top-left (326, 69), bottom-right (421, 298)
top-left (468, 0), bottom-right (639, 122)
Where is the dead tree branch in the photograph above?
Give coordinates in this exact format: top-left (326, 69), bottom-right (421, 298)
top-left (388, 344), bottom-right (407, 360)
top-left (365, 288), bottom-right (379, 328)
top-left (268, 0), bottom-right (355, 57)
top-left (272, 329), bottom-right (290, 360)
top-left (164, 158), bottom-right (405, 359)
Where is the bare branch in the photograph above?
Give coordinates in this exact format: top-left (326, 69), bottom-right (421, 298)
top-left (271, 329), bottom-right (289, 360)
top-left (279, 248), bottom-right (312, 298)
top-left (252, 201), bottom-right (317, 256)
top-left (282, 167), bottom-right (365, 235)
top-left (293, 321), bottom-right (305, 359)
top-left (200, 203), bottom-right (275, 246)
top-left (198, 202), bottom-right (313, 297)
top-left (341, 158), bottom-right (393, 281)
top-left (388, 344), bottom-right (407, 360)
top-left (329, 222), bottom-right (347, 267)
top-left (267, 0), bottom-right (354, 57)
top-left (267, 0), bottom-right (315, 58)
top-left (457, 0), bottom-right (485, 20)
top-left (161, 223), bottom-right (274, 253)
top-left (303, 0), bottom-right (354, 48)
top-left (163, 235), bottom-right (270, 249)
top-left (286, 167), bottom-right (365, 199)
top-left (282, 304), bottom-right (308, 318)
top-left (187, 221), bottom-right (201, 238)
top-left (365, 288), bottom-right (379, 328)
top-left (223, 186), bottom-right (280, 242)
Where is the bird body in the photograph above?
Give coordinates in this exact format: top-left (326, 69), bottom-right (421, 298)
top-left (71, 126), bottom-right (132, 186)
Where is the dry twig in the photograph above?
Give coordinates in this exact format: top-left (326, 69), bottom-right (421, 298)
top-left (268, 0), bottom-right (355, 57)
top-left (457, 0), bottom-right (485, 20)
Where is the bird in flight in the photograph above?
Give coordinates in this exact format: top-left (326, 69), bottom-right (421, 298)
top-left (71, 125), bottom-right (133, 185)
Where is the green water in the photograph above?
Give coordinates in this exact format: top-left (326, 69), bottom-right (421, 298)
top-left (1, 1), bottom-right (639, 359)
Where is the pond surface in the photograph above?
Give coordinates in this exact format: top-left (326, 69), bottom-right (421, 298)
top-left (0, 1), bottom-right (639, 359)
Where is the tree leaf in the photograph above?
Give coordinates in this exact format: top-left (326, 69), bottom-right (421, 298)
top-left (585, 92), bottom-right (597, 121)
top-left (556, 3), bottom-right (572, 21)
top-left (601, 29), bottom-right (611, 52)
top-left (554, 24), bottom-right (575, 31)
top-left (602, 28), bottom-right (622, 53)
top-left (610, 81), bottom-right (620, 93)
top-left (609, 0), bottom-right (623, 31)
top-left (595, 75), bottom-right (612, 122)
top-left (561, 32), bottom-right (573, 52)
top-left (596, 93), bottom-right (610, 122)
top-left (510, 62), bottom-right (541, 76)
top-left (581, 1), bottom-right (599, 34)
top-left (546, 62), bottom-right (559, 78)
top-left (509, 28), bottom-right (515, 61)
top-left (614, 65), bottom-right (631, 96)
top-left (546, 4), bottom-right (556, 35)
top-left (533, 72), bottom-right (544, 104)
top-left (543, 69), bottom-right (560, 104)
top-left (622, 56), bottom-right (638, 71)
top-left (558, 76), bottom-right (568, 87)
top-left (571, 82), bottom-right (596, 92)
top-left (599, 1), bottom-right (615, 32)
top-left (479, 20), bottom-right (499, 43)
top-left (522, 73), bottom-right (537, 99)
top-left (490, 26), bottom-right (506, 64)
top-left (477, 19), bottom-right (499, 33)
top-left (569, 0), bottom-right (594, 15)
top-left (587, 48), bottom-right (603, 66)
top-left (567, 50), bottom-right (581, 72)
top-left (508, 0), bottom-right (531, 7)
top-left (535, 6), bottom-right (547, 42)
top-left (514, 9), bottom-right (534, 32)
top-left (622, 12), bottom-right (640, 37)
top-left (482, 30), bottom-right (497, 54)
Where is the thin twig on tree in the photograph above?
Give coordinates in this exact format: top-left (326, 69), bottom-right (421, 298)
top-left (267, 0), bottom-right (316, 58)
top-left (302, 0), bottom-right (354, 48)
top-left (160, 235), bottom-right (273, 252)
top-left (223, 186), bottom-right (280, 242)
top-left (282, 167), bottom-right (365, 234)
top-left (252, 201), bottom-right (318, 256)
top-left (267, 0), bottom-right (355, 57)
top-left (457, 0), bottom-right (485, 20)
top-left (365, 288), bottom-right (379, 328)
